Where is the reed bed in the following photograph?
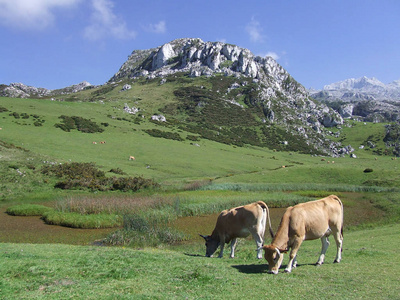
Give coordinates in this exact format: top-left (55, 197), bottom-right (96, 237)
top-left (55, 194), bottom-right (174, 215)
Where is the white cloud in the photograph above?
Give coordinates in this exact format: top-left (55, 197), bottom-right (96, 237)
top-left (0, 0), bottom-right (80, 30)
top-left (83, 0), bottom-right (136, 41)
top-left (145, 21), bottom-right (166, 34)
top-left (265, 52), bottom-right (280, 60)
top-left (246, 17), bottom-right (265, 43)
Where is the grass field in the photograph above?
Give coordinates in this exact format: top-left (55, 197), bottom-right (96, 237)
top-left (1, 223), bottom-right (399, 299)
top-left (1, 88), bottom-right (400, 299)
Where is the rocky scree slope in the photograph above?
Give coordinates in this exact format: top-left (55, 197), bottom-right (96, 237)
top-left (109, 38), bottom-right (344, 156)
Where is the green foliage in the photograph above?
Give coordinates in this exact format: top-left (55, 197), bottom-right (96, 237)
top-left (41, 162), bottom-right (105, 179)
top-left (109, 167), bottom-right (126, 175)
top-left (6, 204), bottom-right (53, 216)
top-left (54, 115), bottom-right (104, 133)
top-left (112, 176), bottom-right (159, 192)
top-left (144, 129), bottom-right (184, 141)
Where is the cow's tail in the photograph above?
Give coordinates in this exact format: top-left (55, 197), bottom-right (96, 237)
top-left (258, 201), bottom-right (274, 239)
top-left (331, 195), bottom-right (344, 239)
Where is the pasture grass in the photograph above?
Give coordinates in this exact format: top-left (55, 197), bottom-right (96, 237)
top-left (1, 223), bottom-right (399, 299)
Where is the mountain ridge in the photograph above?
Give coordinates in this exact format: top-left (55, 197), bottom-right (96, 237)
top-left (311, 76), bottom-right (400, 122)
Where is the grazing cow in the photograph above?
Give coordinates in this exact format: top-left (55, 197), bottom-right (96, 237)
top-left (129, 156), bottom-right (135, 160)
top-left (200, 201), bottom-right (274, 259)
top-left (92, 141), bottom-right (97, 144)
top-left (100, 141), bottom-right (106, 144)
top-left (262, 195), bottom-right (343, 274)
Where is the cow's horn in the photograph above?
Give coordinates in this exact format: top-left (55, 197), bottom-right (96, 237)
top-left (274, 248), bottom-right (281, 263)
top-left (199, 234), bottom-right (207, 240)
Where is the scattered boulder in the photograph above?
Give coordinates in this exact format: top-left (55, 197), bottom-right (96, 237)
top-left (151, 114), bottom-right (166, 122)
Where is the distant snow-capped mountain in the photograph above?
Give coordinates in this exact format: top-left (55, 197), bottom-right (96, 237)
top-left (314, 76), bottom-right (400, 101)
top-left (310, 76), bottom-right (400, 122)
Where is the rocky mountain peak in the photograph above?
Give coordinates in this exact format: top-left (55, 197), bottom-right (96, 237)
top-left (109, 38), bottom-right (344, 156)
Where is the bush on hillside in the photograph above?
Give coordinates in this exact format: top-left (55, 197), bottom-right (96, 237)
top-left (144, 129), bottom-right (184, 141)
top-left (41, 162), bottom-right (158, 192)
top-left (54, 115), bottom-right (104, 133)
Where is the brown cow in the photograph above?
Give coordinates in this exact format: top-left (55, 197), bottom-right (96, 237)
top-left (262, 195), bottom-right (343, 274)
top-left (129, 156), bottom-right (135, 160)
top-left (200, 201), bottom-right (274, 259)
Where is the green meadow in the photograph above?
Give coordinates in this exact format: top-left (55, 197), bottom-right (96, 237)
top-left (1, 80), bottom-right (400, 299)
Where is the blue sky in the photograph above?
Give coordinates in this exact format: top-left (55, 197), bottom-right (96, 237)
top-left (0, 0), bottom-right (399, 90)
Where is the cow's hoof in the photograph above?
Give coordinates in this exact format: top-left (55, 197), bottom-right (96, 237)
top-left (333, 259), bottom-right (340, 264)
top-left (315, 262), bottom-right (323, 266)
top-left (284, 269), bottom-right (291, 273)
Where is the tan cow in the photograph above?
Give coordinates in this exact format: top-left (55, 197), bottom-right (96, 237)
top-left (200, 201), bottom-right (274, 259)
top-left (262, 195), bottom-right (343, 274)
top-left (129, 156), bottom-right (135, 160)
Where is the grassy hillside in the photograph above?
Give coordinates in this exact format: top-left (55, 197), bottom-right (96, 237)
top-left (1, 86), bottom-right (400, 202)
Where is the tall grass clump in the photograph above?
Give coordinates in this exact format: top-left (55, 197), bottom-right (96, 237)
top-left (105, 209), bottom-right (187, 247)
top-left (42, 211), bottom-right (122, 229)
top-left (6, 204), bottom-right (53, 216)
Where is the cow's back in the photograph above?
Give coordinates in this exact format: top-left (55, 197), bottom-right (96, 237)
top-left (289, 195), bottom-right (343, 240)
top-left (214, 202), bottom-right (265, 242)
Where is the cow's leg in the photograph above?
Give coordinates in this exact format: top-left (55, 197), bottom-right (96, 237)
top-left (250, 230), bottom-right (264, 259)
top-left (229, 238), bottom-right (238, 258)
top-left (332, 228), bottom-right (343, 263)
top-left (285, 238), bottom-right (302, 273)
top-left (317, 236), bottom-right (330, 265)
top-left (218, 238), bottom-right (225, 258)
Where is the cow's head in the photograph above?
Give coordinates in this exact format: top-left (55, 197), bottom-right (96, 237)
top-left (263, 245), bottom-right (285, 274)
top-left (199, 234), bottom-right (220, 257)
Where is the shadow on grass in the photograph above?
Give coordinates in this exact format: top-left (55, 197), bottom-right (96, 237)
top-left (232, 264), bottom-right (267, 274)
top-left (184, 253), bottom-right (205, 257)
top-left (232, 263), bottom-right (317, 274)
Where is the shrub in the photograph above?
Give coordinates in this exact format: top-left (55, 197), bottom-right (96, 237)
top-left (109, 168), bottom-right (127, 175)
top-left (41, 162), bottom-right (158, 192)
top-left (41, 162), bottom-right (105, 179)
top-left (112, 176), bottom-right (159, 192)
top-left (364, 168), bottom-right (374, 173)
top-left (144, 129), bottom-right (184, 141)
top-left (55, 115), bottom-right (104, 133)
